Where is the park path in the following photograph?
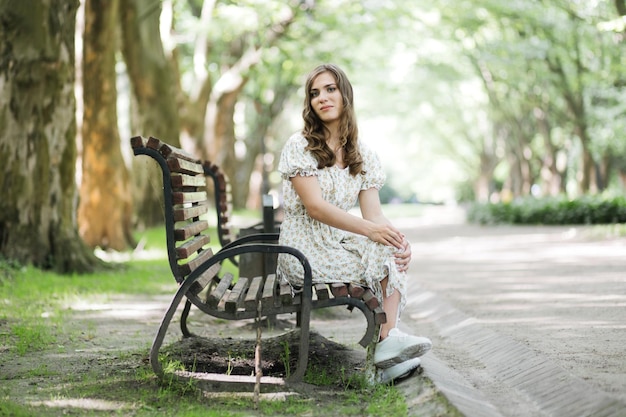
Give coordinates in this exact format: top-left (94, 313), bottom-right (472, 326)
top-left (396, 206), bottom-right (626, 417)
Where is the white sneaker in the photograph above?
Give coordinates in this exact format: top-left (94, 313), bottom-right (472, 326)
top-left (374, 328), bottom-right (432, 369)
top-left (380, 357), bottom-right (421, 385)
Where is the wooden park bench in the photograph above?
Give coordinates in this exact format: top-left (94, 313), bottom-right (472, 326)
top-left (130, 135), bottom-right (386, 383)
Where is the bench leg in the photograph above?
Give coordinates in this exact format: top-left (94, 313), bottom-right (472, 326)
top-left (150, 285), bottom-right (190, 379)
top-left (180, 299), bottom-right (193, 337)
top-left (364, 325), bottom-right (381, 385)
top-left (288, 296), bottom-right (312, 382)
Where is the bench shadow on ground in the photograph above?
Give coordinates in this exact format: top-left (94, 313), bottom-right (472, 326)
top-left (166, 308), bottom-right (369, 386)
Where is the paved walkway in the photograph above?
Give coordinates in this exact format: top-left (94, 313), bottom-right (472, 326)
top-left (397, 206), bottom-right (626, 417)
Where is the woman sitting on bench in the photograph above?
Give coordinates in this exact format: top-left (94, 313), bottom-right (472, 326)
top-left (276, 63), bottom-right (432, 384)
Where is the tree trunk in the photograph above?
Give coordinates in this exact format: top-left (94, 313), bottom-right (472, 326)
top-left (192, 5), bottom-right (300, 210)
top-left (534, 108), bottom-right (562, 196)
top-left (0, 0), bottom-right (100, 272)
top-left (616, 0), bottom-right (626, 17)
top-left (475, 153), bottom-right (496, 203)
top-left (78, 0), bottom-right (135, 251)
top-left (242, 87), bottom-right (294, 208)
top-left (209, 83), bottom-right (247, 208)
top-left (576, 125), bottom-right (596, 194)
top-left (619, 169), bottom-right (626, 190)
top-left (119, 0), bottom-right (181, 228)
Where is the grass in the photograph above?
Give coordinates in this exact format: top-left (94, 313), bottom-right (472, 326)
top-left (0, 239), bottom-right (175, 356)
top-left (0, 209), bottom-right (436, 417)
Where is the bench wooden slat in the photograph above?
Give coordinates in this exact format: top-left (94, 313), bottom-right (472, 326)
top-left (202, 161), bottom-right (219, 175)
top-left (243, 276), bottom-right (265, 311)
top-left (172, 191), bottom-right (207, 205)
top-left (219, 227), bottom-right (233, 238)
top-left (225, 277), bottom-right (249, 314)
top-left (155, 143), bottom-right (197, 163)
top-left (178, 247), bottom-right (215, 276)
top-left (174, 220), bottom-right (208, 241)
top-left (261, 274), bottom-right (277, 308)
top-left (173, 203), bottom-right (209, 222)
top-left (189, 263), bottom-right (221, 295)
top-left (176, 235), bottom-right (210, 259)
top-left (314, 283), bottom-right (329, 300)
top-left (291, 291), bottom-right (301, 305)
top-left (330, 283), bottom-right (349, 298)
top-left (362, 289), bottom-right (380, 310)
top-left (167, 157), bottom-right (204, 175)
top-left (206, 272), bottom-right (234, 308)
top-left (279, 280), bottom-right (293, 306)
top-left (130, 135), bottom-right (147, 149)
top-left (373, 306), bottom-right (387, 325)
top-left (145, 136), bottom-right (199, 164)
top-left (171, 173), bottom-right (206, 188)
top-left (145, 136), bottom-right (163, 150)
top-left (348, 284), bottom-right (365, 299)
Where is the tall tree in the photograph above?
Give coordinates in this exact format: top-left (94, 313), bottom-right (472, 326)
top-left (171, 0), bottom-right (308, 208)
top-left (240, 71), bottom-right (298, 207)
top-left (427, 0), bottom-right (624, 197)
top-left (0, 0), bottom-right (100, 272)
top-left (78, 0), bottom-right (135, 251)
top-left (119, 0), bottom-right (181, 228)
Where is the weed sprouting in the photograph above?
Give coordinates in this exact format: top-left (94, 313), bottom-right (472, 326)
top-left (163, 358), bottom-right (185, 373)
top-left (227, 352), bottom-right (233, 375)
top-left (11, 322), bottom-right (55, 355)
top-left (340, 367), bottom-right (370, 390)
top-left (304, 363), bottom-right (332, 385)
top-left (280, 340), bottom-right (291, 378)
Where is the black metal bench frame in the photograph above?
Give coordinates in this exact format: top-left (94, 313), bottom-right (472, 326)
top-left (131, 135), bottom-right (386, 383)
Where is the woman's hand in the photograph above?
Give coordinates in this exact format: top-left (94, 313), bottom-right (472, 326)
top-left (367, 223), bottom-right (405, 249)
top-left (394, 237), bottom-right (412, 272)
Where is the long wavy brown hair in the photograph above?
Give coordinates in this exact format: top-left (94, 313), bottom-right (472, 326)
top-left (302, 64), bottom-right (363, 176)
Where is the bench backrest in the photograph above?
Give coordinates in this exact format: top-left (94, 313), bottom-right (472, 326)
top-left (131, 135), bottom-right (229, 293)
top-left (201, 160), bottom-right (235, 248)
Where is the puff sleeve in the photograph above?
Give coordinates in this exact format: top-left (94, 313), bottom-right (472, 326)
top-left (278, 133), bottom-right (319, 179)
top-left (360, 142), bottom-right (386, 190)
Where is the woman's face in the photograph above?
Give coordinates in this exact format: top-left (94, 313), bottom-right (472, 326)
top-left (309, 71), bottom-right (343, 126)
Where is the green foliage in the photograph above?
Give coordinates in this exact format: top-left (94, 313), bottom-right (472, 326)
top-left (8, 322), bottom-right (55, 355)
top-left (257, 396), bottom-right (312, 416)
top-left (0, 400), bottom-right (34, 417)
top-left (280, 340), bottom-right (291, 378)
top-left (365, 384), bottom-right (408, 416)
top-left (467, 195), bottom-right (626, 225)
top-left (0, 227), bottom-right (174, 357)
top-left (302, 359), bottom-right (370, 391)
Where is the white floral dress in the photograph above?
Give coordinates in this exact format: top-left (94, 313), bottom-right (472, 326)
top-left (276, 133), bottom-right (407, 312)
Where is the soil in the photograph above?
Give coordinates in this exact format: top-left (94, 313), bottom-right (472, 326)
top-left (164, 325), bottom-right (359, 379)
